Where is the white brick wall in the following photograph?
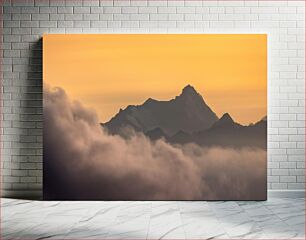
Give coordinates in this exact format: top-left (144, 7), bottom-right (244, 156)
top-left (1, 0), bottom-right (305, 197)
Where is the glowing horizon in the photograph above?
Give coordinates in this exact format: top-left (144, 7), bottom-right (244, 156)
top-left (43, 34), bottom-right (267, 125)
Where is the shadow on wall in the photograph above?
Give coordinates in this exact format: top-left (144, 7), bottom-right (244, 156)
top-left (4, 38), bottom-right (44, 200)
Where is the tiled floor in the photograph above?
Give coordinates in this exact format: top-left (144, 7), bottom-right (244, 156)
top-left (1, 197), bottom-right (305, 239)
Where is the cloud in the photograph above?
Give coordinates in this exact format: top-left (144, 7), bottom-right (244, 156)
top-left (43, 86), bottom-right (267, 200)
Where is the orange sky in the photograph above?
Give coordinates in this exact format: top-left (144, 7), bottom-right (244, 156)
top-left (43, 34), bottom-right (267, 125)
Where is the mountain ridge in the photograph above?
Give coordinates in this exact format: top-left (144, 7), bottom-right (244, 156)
top-left (103, 85), bottom-right (267, 149)
top-left (104, 85), bottom-right (219, 136)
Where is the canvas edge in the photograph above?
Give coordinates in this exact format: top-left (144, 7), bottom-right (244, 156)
top-left (1, 190), bottom-right (304, 200)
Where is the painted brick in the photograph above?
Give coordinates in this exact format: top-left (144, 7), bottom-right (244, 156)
top-left (288, 183), bottom-right (305, 189)
top-left (193, 7), bottom-right (208, 14)
top-left (177, 7), bottom-right (196, 14)
top-left (139, 7), bottom-right (157, 13)
top-left (39, 20), bottom-right (57, 28)
top-left (83, 0), bottom-right (99, 7)
top-left (31, 14), bottom-right (49, 20)
top-left (57, 7), bottom-right (73, 14)
top-left (104, 7), bottom-right (121, 14)
top-left (185, 0), bottom-right (202, 7)
top-left (35, 0), bottom-right (49, 7)
top-left (121, 20), bottom-right (139, 28)
top-left (210, 21), bottom-right (234, 28)
top-left (148, 1), bottom-right (167, 7)
top-left (98, 0), bottom-right (113, 7)
top-left (140, 20), bottom-right (158, 28)
top-left (150, 14), bottom-right (168, 21)
top-left (83, 13), bottom-right (99, 20)
top-left (73, 6), bottom-right (90, 14)
top-left (158, 7), bottom-right (176, 14)
top-left (49, 14), bottom-right (65, 21)
top-left (90, 6), bottom-right (104, 14)
top-left (49, 0), bottom-right (65, 7)
top-left (73, 20), bottom-right (90, 28)
top-left (271, 183), bottom-right (288, 189)
top-left (90, 21), bottom-right (108, 28)
top-left (168, 14), bottom-right (184, 21)
top-left (280, 175), bottom-right (297, 183)
top-left (65, 14), bottom-right (83, 21)
top-left (131, 0), bottom-right (147, 7)
top-left (12, 0), bottom-right (34, 7)
top-left (39, 6), bottom-right (57, 14)
top-left (130, 14), bottom-right (149, 21)
top-left (121, 7), bottom-right (138, 14)
top-left (280, 162), bottom-right (296, 169)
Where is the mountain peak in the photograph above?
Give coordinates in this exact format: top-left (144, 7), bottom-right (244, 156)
top-left (181, 84), bottom-right (198, 96)
top-left (220, 113), bottom-right (234, 123)
top-left (104, 84), bottom-right (219, 135)
top-left (144, 97), bottom-right (157, 105)
top-left (212, 113), bottom-right (235, 128)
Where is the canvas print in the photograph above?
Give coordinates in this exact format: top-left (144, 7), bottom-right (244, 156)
top-left (43, 34), bottom-right (267, 200)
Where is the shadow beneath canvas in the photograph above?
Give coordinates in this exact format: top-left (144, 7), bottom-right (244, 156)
top-left (2, 38), bottom-right (43, 201)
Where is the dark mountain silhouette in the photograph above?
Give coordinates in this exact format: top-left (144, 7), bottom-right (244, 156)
top-left (145, 127), bottom-right (168, 141)
top-left (211, 113), bottom-right (237, 128)
top-left (170, 113), bottom-right (267, 149)
top-left (103, 85), bottom-right (266, 149)
top-left (104, 85), bottom-right (219, 136)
